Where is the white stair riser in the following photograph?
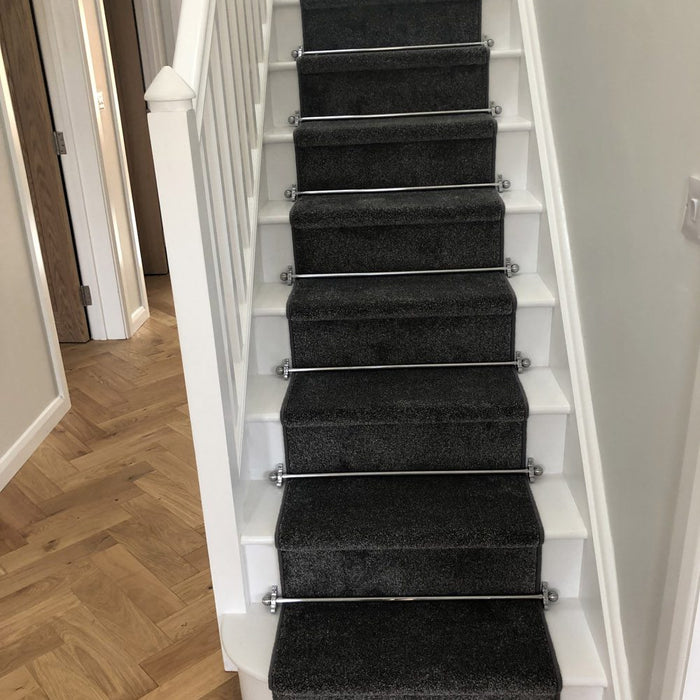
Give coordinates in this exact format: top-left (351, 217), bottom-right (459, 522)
top-left (250, 305), bottom-right (552, 372)
top-left (257, 211), bottom-right (541, 281)
top-left (261, 131), bottom-right (530, 202)
top-left (266, 56), bottom-right (521, 129)
top-left (269, 0), bottom-right (517, 63)
top-left (242, 412), bottom-right (569, 480)
top-left (235, 671), bottom-right (604, 700)
top-left (244, 534), bottom-right (582, 603)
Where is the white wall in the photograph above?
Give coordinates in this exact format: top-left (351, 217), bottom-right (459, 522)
top-left (0, 51), bottom-right (69, 490)
top-left (532, 0), bottom-right (700, 696)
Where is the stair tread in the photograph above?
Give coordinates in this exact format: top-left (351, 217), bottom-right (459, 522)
top-left (287, 272), bottom-right (515, 321)
top-left (255, 273), bottom-right (552, 317)
top-left (246, 368), bottom-right (569, 421)
top-left (298, 45), bottom-right (489, 74)
top-left (293, 112), bottom-right (496, 147)
top-left (290, 187), bottom-right (503, 227)
top-left (241, 475), bottom-right (587, 545)
top-left (263, 115), bottom-right (531, 144)
top-left (269, 600), bottom-right (561, 697)
top-left (282, 366), bottom-right (527, 426)
top-left (223, 601), bottom-right (606, 688)
top-left (277, 475), bottom-right (541, 550)
top-left (258, 189), bottom-right (542, 221)
top-left (270, 49), bottom-right (524, 72)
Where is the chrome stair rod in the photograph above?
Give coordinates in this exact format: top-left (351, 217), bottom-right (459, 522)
top-left (286, 179), bottom-right (511, 200)
top-left (268, 459), bottom-right (545, 487)
top-left (290, 106), bottom-right (502, 125)
top-left (276, 353), bottom-right (531, 379)
top-left (292, 37), bottom-right (495, 59)
top-left (263, 583), bottom-right (560, 614)
top-left (280, 260), bottom-right (519, 285)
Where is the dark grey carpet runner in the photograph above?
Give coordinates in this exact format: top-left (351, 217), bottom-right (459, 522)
top-left (269, 0), bottom-right (562, 697)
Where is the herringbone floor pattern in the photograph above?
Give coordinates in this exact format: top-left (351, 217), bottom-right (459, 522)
top-left (0, 276), bottom-right (242, 699)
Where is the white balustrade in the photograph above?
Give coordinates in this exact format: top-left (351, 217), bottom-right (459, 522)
top-left (145, 0), bottom-right (272, 622)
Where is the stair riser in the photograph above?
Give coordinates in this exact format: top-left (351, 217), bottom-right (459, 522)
top-left (295, 134), bottom-right (496, 192)
top-left (298, 57), bottom-right (489, 117)
top-left (251, 305), bottom-right (552, 371)
top-left (299, 0), bottom-right (482, 52)
top-left (270, 0), bottom-right (518, 63)
top-left (261, 131), bottom-right (529, 199)
top-left (244, 538), bottom-right (581, 602)
top-left (288, 315), bottom-right (515, 366)
top-left (266, 56), bottom-right (521, 127)
top-left (280, 548), bottom-right (540, 597)
top-left (242, 413), bottom-right (568, 480)
top-left (257, 212), bottom-right (542, 279)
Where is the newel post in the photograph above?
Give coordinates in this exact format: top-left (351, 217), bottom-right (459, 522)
top-left (146, 67), bottom-right (247, 617)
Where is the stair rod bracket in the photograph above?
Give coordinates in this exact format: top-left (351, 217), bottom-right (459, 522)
top-left (515, 351), bottom-right (532, 373)
top-left (284, 184), bottom-right (298, 201)
top-left (542, 582), bottom-right (560, 610)
top-left (527, 458), bottom-right (545, 483)
top-left (497, 174), bottom-right (512, 193)
top-left (268, 461), bottom-right (545, 487)
top-left (262, 584), bottom-right (560, 614)
top-left (291, 46), bottom-right (303, 60)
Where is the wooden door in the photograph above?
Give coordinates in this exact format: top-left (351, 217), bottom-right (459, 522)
top-left (103, 0), bottom-right (168, 275)
top-left (0, 0), bottom-right (90, 342)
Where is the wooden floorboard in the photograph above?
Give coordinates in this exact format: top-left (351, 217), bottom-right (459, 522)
top-left (0, 276), bottom-right (241, 699)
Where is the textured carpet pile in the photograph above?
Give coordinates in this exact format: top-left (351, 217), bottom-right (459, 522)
top-left (269, 0), bottom-right (562, 697)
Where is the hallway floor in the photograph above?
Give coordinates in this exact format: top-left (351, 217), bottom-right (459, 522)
top-left (0, 276), bottom-right (241, 699)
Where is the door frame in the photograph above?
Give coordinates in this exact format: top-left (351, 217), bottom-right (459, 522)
top-left (0, 43), bottom-right (69, 489)
top-left (33, 0), bottom-right (149, 340)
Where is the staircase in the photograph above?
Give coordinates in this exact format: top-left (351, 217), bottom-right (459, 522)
top-left (145, 0), bottom-right (614, 698)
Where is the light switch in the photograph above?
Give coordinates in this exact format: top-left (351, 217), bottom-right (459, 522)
top-left (682, 176), bottom-right (700, 241)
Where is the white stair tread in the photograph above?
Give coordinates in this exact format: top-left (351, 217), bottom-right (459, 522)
top-left (221, 598), bottom-right (607, 688)
top-left (240, 474), bottom-right (586, 546)
top-left (258, 189), bottom-right (543, 224)
top-left (263, 115), bottom-right (532, 144)
top-left (246, 367), bottom-right (570, 422)
top-left (253, 273), bottom-right (554, 317)
top-left (269, 49), bottom-right (522, 74)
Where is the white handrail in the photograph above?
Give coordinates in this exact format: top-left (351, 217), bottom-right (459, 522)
top-left (172, 0), bottom-right (211, 107)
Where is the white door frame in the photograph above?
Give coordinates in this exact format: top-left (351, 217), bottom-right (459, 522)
top-left (33, 0), bottom-right (149, 340)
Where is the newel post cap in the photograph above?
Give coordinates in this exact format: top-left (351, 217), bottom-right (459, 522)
top-left (145, 66), bottom-right (196, 112)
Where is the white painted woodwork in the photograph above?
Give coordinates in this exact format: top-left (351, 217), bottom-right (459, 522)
top-left (33, 0), bottom-right (150, 339)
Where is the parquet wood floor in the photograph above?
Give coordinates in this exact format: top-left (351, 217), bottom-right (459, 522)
top-left (0, 276), bottom-right (241, 699)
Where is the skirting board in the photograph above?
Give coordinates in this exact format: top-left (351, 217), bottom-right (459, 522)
top-left (0, 395), bottom-right (70, 492)
top-left (517, 1), bottom-right (632, 698)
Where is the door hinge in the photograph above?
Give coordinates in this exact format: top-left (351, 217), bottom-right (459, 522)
top-left (53, 131), bottom-right (67, 156)
top-left (79, 285), bottom-right (92, 306)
